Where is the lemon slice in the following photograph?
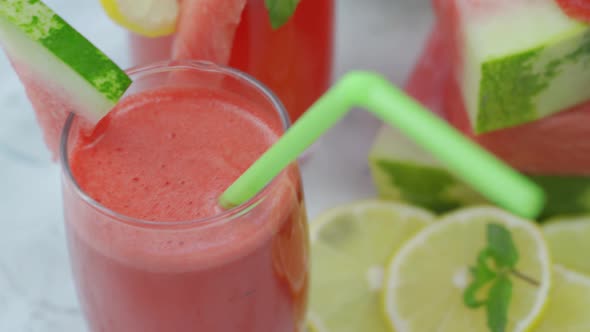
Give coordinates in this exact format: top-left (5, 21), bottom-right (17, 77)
top-left (384, 206), bottom-right (551, 332)
top-left (100, 0), bottom-right (178, 37)
top-left (307, 200), bottom-right (435, 332)
top-left (543, 216), bottom-right (590, 275)
top-left (535, 265), bottom-right (590, 331)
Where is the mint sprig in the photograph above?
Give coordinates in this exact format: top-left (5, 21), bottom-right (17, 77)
top-left (463, 223), bottom-right (539, 332)
top-left (265, 0), bottom-right (300, 29)
top-left (487, 276), bottom-right (512, 332)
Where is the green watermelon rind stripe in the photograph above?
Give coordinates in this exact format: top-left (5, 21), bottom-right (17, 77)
top-left (371, 156), bottom-right (590, 220)
top-left (0, 0), bottom-right (131, 103)
top-left (371, 158), bottom-right (476, 214)
top-left (476, 48), bottom-right (544, 133)
top-left (474, 25), bottom-right (590, 133)
top-left (533, 176), bottom-right (590, 219)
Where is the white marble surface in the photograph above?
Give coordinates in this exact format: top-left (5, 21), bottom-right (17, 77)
top-left (0, 0), bottom-right (434, 330)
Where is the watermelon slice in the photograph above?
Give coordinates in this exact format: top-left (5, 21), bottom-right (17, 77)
top-left (435, 0), bottom-right (590, 133)
top-left (415, 16), bottom-right (590, 175)
top-left (445, 77), bottom-right (590, 176)
top-left (369, 123), bottom-right (590, 220)
top-left (172, 0), bottom-right (247, 64)
top-left (0, 0), bottom-right (131, 158)
top-left (369, 124), bottom-right (487, 213)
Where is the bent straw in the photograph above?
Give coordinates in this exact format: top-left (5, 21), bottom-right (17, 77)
top-left (219, 71), bottom-right (545, 219)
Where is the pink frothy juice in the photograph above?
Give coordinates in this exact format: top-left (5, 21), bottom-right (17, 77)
top-left (61, 62), bottom-right (309, 332)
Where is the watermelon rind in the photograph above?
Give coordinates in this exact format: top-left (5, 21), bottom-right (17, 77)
top-left (456, 0), bottom-right (590, 133)
top-left (0, 0), bottom-right (131, 123)
top-left (370, 124), bottom-right (590, 220)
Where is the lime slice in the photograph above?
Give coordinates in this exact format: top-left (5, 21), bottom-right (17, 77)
top-left (543, 216), bottom-right (590, 275)
top-left (307, 200), bottom-right (435, 332)
top-left (100, 0), bottom-right (178, 37)
top-left (0, 0), bottom-right (131, 156)
top-left (535, 265), bottom-right (590, 331)
top-left (384, 206), bottom-right (551, 332)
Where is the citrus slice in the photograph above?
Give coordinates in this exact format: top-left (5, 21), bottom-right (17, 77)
top-left (535, 265), bottom-right (590, 331)
top-left (100, 0), bottom-right (179, 37)
top-left (307, 200), bottom-right (435, 332)
top-left (0, 0), bottom-right (131, 157)
top-left (543, 216), bottom-right (590, 275)
top-left (384, 206), bottom-right (551, 332)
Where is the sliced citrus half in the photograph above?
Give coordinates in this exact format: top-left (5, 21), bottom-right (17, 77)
top-left (543, 216), bottom-right (590, 275)
top-left (100, 0), bottom-right (179, 37)
top-left (384, 206), bottom-right (551, 332)
top-left (307, 200), bottom-right (435, 332)
top-left (535, 265), bottom-right (590, 331)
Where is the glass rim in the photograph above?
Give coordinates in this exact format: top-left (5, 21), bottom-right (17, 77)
top-left (60, 60), bottom-right (292, 227)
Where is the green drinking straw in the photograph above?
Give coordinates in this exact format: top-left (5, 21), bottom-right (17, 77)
top-left (219, 71), bottom-right (546, 219)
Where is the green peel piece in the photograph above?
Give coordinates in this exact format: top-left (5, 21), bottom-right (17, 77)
top-left (458, 0), bottom-right (590, 133)
top-left (0, 0), bottom-right (131, 121)
top-left (370, 124), bottom-right (590, 220)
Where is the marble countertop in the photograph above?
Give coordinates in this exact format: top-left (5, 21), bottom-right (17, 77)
top-left (0, 0), bottom-right (433, 330)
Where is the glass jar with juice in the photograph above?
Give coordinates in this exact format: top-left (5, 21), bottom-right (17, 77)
top-left (129, 0), bottom-right (335, 123)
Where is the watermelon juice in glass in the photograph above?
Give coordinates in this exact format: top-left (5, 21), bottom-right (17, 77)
top-left (61, 61), bottom-right (309, 332)
top-left (129, 0), bottom-right (334, 123)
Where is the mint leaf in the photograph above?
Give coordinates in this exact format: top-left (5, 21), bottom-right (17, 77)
top-left (265, 0), bottom-right (300, 29)
top-left (486, 276), bottom-right (512, 332)
top-left (487, 223), bottom-right (518, 269)
top-left (463, 223), bottom-right (524, 332)
top-left (464, 249), bottom-right (496, 308)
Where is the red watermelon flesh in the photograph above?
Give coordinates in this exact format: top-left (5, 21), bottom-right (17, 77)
top-left (8, 59), bottom-right (92, 160)
top-left (172, 0), bottom-right (247, 64)
top-left (403, 21), bottom-right (451, 118)
top-left (0, 0), bottom-right (132, 163)
top-left (444, 78), bottom-right (590, 176)
top-left (555, 0), bottom-right (590, 22)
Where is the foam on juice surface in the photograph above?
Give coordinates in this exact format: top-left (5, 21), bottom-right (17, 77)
top-left (65, 86), bottom-right (300, 272)
top-left (71, 87), bottom-right (279, 221)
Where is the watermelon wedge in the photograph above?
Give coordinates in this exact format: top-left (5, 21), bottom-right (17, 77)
top-left (0, 0), bottom-right (131, 159)
top-left (412, 16), bottom-right (590, 175)
top-left (430, 0), bottom-right (590, 175)
top-left (369, 123), bottom-right (590, 220)
top-left (435, 0), bottom-right (590, 133)
top-left (172, 0), bottom-right (247, 64)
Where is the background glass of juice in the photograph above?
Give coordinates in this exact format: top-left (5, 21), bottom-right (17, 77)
top-left (60, 61), bottom-right (309, 332)
top-left (129, 0), bottom-right (335, 123)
